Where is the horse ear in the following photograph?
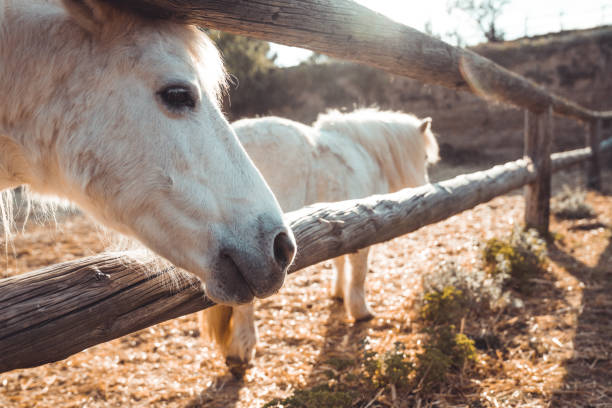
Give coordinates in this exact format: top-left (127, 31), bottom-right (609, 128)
top-left (61, 0), bottom-right (113, 34)
top-left (419, 117), bottom-right (432, 133)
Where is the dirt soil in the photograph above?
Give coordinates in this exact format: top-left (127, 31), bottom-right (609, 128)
top-left (0, 165), bottom-right (610, 408)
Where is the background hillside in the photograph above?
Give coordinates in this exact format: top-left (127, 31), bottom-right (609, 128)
top-left (223, 26), bottom-right (612, 163)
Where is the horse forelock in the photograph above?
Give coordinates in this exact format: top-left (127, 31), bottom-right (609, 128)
top-left (2, 1), bottom-right (226, 103)
top-left (179, 26), bottom-right (228, 104)
top-left (95, 9), bottom-right (227, 105)
top-left (314, 108), bottom-right (436, 191)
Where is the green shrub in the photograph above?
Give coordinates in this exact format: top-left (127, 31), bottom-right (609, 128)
top-left (416, 345), bottom-right (451, 388)
top-left (263, 340), bottom-right (417, 407)
top-left (423, 260), bottom-right (510, 315)
top-left (264, 259), bottom-right (500, 406)
top-left (362, 340), bottom-right (414, 389)
top-left (551, 185), bottom-right (595, 220)
top-left (453, 333), bottom-right (478, 367)
top-left (483, 227), bottom-right (547, 292)
top-left (417, 263), bottom-right (481, 392)
top-left (416, 326), bottom-right (477, 391)
top-left (420, 286), bottom-right (467, 325)
top-left (262, 327), bottom-right (478, 405)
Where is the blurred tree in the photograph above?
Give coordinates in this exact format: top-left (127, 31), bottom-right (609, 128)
top-left (447, 0), bottom-right (510, 42)
top-left (423, 20), bottom-right (441, 39)
top-left (206, 31), bottom-right (278, 118)
top-left (445, 28), bottom-right (466, 47)
top-left (208, 31), bottom-right (276, 85)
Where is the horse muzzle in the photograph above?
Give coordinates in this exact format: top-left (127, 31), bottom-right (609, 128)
top-left (205, 223), bottom-right (296, 305)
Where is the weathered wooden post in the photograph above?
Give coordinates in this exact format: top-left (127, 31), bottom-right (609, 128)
top-left (524, 106), bottom-right (553, 235)
top-left (587, 119), bottom-right (602, 190)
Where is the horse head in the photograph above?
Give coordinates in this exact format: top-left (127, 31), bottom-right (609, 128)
top-left (0, 0), bottom-right (295, 304)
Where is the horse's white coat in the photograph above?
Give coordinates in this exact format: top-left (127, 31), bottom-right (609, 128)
top-left (202, 108), bottom-right (439, 364)
top-left (0, 0), bottom-right (295, 305)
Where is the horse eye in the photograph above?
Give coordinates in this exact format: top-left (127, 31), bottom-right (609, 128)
top-left (158, 86), bottom-right (196, 111)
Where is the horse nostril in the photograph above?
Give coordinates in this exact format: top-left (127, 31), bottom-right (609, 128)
top-left (272, 232), bottom-right (296, 270)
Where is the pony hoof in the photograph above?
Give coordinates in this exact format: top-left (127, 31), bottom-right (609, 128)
top-left (353, 312), bottom-right (375, 323)
top-left (225, 357), bottom-right (250, 379)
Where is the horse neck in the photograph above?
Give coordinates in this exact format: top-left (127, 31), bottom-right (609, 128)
top-left (0, 2), bottom-right (85, 190)
top-left (318, 122), bottom-right (429, 193)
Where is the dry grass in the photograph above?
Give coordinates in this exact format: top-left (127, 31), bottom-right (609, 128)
top-left (551, 185), bottom-right (596, 220)
top-left (0, 166), bottom-right (610, 407)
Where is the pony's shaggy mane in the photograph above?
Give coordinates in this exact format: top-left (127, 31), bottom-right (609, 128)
top-left (314, 108), bottom-right (439, 192)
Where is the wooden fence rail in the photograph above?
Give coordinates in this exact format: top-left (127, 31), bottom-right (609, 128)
top-left (107, 0), bottom-right (612, 122)
top-left (1, 140), bottom-right (610, 373)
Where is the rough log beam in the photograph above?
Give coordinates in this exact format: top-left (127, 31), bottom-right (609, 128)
top-left (600, 135), bottom-right (612, 152)
top-left (1, 139), bottom-right (611, 373)
top-left (551, 148), bottom-right (592, 171)
top-left (0, 159), bottom-right (534, 372)
top-left (104, 0), bottom-right (612, 122)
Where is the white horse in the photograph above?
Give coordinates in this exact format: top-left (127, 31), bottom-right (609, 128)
top-left (201, 108), bottom-right (439, 368)
top-left (0, 0), bottom-right (296, 305)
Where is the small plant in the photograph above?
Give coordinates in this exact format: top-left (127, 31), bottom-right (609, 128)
top-left (551, 185), bottom-right (595, 220)
top-left (265, 260), bottom-right (504, 407)
top-left (416, 344), bottom-right (451, 388)
top-left (420, 285), bottom-right (467, 325)
top-left (453, 333), bottom-right (478, 366)
top-left (263, 340), bottom-right (416, 408)
top-left (361, 339), bottom-right (414, 389)
top-left (422, 260), bottom-right (510, 315)
top-left (416, 325), bottom-right (477, 391)
top-left (417, 263), bottom-right (479, 392)
top-left (483, 226), bottom-right (547, 292)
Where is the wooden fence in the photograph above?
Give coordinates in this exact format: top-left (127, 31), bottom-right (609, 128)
top-left (1, 0), bottom-right (611, 373)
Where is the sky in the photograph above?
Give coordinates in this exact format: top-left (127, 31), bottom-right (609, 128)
top-left (270, 0), bottom-right (612, 66)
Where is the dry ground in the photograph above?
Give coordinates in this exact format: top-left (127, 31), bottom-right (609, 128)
top-left (0, 165), bottom-right (610, 407)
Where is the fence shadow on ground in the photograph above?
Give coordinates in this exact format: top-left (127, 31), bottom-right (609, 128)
top-left (548, 236), bottom-right (612, 407)
top-left (297, 298), bottom-right (371, 390)
top-left (184, 374), bottom-right (244, 408)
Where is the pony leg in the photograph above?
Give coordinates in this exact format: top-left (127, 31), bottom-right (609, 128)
top-left (224, 303), bottom-right (258, 368)
top-left (345, 247), bottom-right (374, 321)
top-left (199, 303), bottom-right (257, 376)
top-left (331, 255), bottom-right (347, 300)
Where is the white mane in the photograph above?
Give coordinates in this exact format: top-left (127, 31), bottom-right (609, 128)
top-left (314, 108), bottom-right (439, 192)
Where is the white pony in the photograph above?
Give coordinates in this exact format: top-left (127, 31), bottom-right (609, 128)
top-left (201, 108), bottom-right (439, 368)
top-left (0, 0), bottom-right (296, 305)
